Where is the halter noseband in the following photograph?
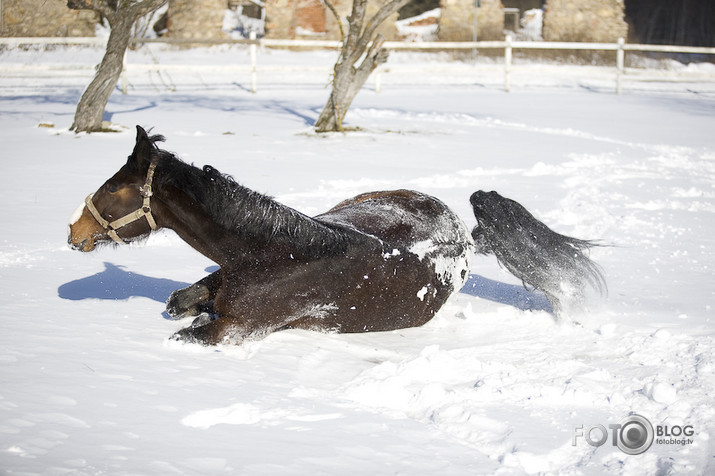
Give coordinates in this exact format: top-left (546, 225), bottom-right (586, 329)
top-left (84, 160), bottom-right (158, 244)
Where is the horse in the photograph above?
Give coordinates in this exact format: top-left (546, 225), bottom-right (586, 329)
top-left (68, 126), bottom-right (604, 345)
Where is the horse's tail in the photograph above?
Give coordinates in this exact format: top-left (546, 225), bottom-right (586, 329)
top-left (469, 190), bottom-right (606, 317)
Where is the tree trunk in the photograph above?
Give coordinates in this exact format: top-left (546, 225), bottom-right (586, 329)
top-left (314, 36), bottom-right (388, 132)
top-left (67, 0), bottom-right (167, 133)
top-left (71, 15), bottom-right (134, 133)
top-left (315, 0), bottom-right (411, 133)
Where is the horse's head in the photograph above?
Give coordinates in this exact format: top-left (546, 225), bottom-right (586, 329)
top-left (68, 126), bottom-right (161, 252)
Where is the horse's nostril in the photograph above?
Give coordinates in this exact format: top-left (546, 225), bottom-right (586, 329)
top-left (68, 238), bottom-right (81, 251)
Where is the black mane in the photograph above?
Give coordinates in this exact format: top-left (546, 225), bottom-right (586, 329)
top-left (147, 138), bottom-right (356, 257)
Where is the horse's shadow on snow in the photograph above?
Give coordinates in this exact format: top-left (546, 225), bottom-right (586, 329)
top-left (459, 274), bottom-right (553, 313)
top-left (58, 263), bottom-right (551, 318)
top-left (58, 262), bottom-right (192, 319)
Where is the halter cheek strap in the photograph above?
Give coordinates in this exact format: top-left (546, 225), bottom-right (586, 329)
top-left (85, 160), bottom-right (158, 245)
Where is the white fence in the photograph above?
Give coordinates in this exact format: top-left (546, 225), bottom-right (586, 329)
top-left (2, 35), bottom-right (714, 94)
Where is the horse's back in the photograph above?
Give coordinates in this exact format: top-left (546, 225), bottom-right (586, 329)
top-left (318, 189), bottom-right (469, 247)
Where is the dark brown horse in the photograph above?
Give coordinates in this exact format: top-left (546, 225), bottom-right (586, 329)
top-left (68, 126), bottom-right (604, 345)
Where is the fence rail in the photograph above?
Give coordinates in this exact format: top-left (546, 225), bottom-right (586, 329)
top-left (2, 35), bottom-right (714, 94)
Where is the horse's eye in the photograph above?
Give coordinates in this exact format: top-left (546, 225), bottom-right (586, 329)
top-left (107, 183), bottom-right (118, 194)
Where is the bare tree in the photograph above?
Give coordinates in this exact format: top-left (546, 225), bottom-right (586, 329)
top-left (67, 0), bottom-right (167, 133)
top-left (315, 0), bottom-right (412, 133)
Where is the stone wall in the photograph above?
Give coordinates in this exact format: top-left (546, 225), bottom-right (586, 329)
top-left (2, 0), bottom-right (629, 44)
top-left (438, 0), bottom-right (504, 42)
top-left (2, 0), bottom-right (98, 37)
top-left (166, 0), bottom-right (229, 40)
top-left (542, 0), bottom-right (627, 42)
top-left (294, 0), bottom-right (326, 35)
top-left (265, 0), bottom-right (398, 41)
top-left (264, 0), bottom-right (293, 39)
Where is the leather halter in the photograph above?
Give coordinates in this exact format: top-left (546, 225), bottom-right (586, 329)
top-left (84, 160), bottom-right (158, 244)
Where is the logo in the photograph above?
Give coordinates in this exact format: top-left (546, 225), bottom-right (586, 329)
top-left (573, 414), bottom-right (694, 455)
top-left (615, 414), bottom-right (654, 455)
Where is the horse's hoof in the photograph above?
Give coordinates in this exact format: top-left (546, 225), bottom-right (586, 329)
top-left (166, 307), bottom-right (197, 320)
top-left (170, 327), bottom-right (204, 345)
top-left (171, 318), bottom-right (221, 346)
top-left (166, 285), bottom-right (210, 319)
top-left (165, 290), bottom-right (190, 319)
top-left (190, 313), bottom-right (216, 328)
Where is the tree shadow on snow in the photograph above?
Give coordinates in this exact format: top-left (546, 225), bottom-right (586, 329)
top-left (58, 262), bottom-right (189, 314)
top-left (459, 274), bottom-right (553, 314)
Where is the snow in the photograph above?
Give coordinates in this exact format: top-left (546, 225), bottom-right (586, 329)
top-left (223, 8), bottom-right (265, 39)
top-left (68, 199), bottom-right (86, 227)
top-left (1, 45), bottom-right (715, 474)
top-left (396, 8), bottom-right (440, 42)
top-left (416, 286), bottom-right (429, 301)
top-left (518, 9), bottom-right (543, 42)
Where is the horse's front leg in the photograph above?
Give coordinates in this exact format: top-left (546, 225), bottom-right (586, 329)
top-left (170, 273), bottom-right (325, 345)
top-left (170, 301), bottom-right (296, 346)
top-left (166, 269), bottom-right (222, 319)
top-left (171, 315), bottom-right (254, 346)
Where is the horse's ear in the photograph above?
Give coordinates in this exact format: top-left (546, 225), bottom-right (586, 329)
top-left (136, 125), bottom-right (148, 142)
top-left (130, 125), bottom-right (153, 168)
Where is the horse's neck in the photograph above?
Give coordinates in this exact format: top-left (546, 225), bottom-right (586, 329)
top-left (155, 179), bottom-right (355, 266)
top-left (153, 184), bottom-right (235, 265)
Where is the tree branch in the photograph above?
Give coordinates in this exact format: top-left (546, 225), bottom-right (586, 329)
top-left (354, 0), bottom-right (411, 57)
top-left (134, 0), bottom-right (168, 19)
top-left (344, 0), bottom-right (368, 62)
top-left (354, 33), bottom-right (386, 80)
top-left (322, 0), bottom-right (345, 45)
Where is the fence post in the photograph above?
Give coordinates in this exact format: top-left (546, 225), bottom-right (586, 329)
top-left (250, 31), bottom-right (257, 94)
top-left (616, 37), bottom-right (624, 94)
top-left (504, 34), bottom-right (512, 92)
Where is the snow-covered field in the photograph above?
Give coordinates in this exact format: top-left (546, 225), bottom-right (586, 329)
top-left (1, 45), bottom-right (714, 474)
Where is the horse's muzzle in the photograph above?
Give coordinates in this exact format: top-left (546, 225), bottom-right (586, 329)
top-left (67, 222), bottom-right (96, 252)
top-left (67, 234), bottom-right (95, 252)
